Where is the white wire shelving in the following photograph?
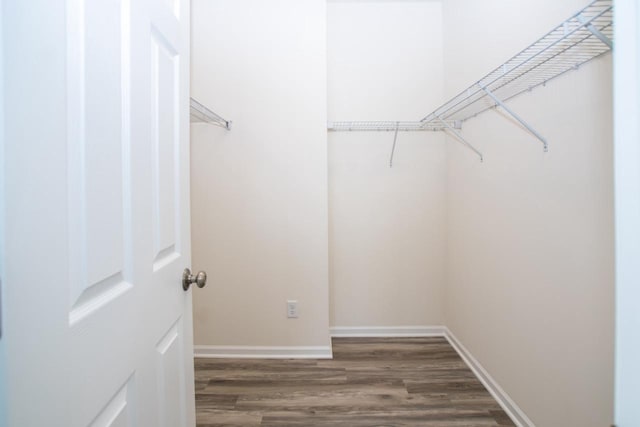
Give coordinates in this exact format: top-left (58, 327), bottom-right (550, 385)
top-left (328, 0), bottom-right (613, 162)
top-left (420, 0), bottom-right (613, 152)
top-left (190, 97), bottom-right (231, 130)
top-left (328, 120), bottom-right (478, 166)
top-left (327, 121), bottom-right (456, 132)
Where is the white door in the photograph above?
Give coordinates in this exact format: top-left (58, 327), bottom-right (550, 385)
top-left (0, 0), bottom-right (197, 426)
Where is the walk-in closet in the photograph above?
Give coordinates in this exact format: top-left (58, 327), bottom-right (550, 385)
top-left (189, 1), bottom-right (619, 426)
top-left (2, 0), bottom-right (638, 426)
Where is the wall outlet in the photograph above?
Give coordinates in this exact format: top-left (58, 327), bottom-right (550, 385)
top-left (286, 300), bottom-right (298, 318)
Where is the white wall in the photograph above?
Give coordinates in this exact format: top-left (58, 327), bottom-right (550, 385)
top-left (328, 0), bottom-right (446, 328)
top-left (190, 0), bottom-right (330, 348)
top-left (614, 1), bottom-right (640, 425)
top-left (442, 1), bottom-right (615, 426)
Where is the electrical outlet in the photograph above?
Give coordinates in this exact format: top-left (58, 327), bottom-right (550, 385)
top-left (286, 300), bottom-right (298, 318)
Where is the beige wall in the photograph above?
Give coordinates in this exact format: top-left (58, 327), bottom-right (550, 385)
top-left (442, 1), bottom-right (615, 426)
top-left (190, 2), bottom-right (615, 424)
top-left (328, 0), bottom-right (446, 328)
top-left (190, 0), bottom-right (330, 347)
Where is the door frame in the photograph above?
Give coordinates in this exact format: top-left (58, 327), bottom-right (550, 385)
top-left (614, 0), bottom-right (640, 425)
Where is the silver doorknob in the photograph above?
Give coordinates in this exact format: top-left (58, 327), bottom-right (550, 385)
top-left (182, 268), bottom-right (207, 291)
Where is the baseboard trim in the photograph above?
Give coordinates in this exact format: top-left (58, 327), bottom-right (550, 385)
top-left (194, 345), bottom-right (333, 359)
top-left (444, 328), bottom-right (535, 427)
top-left (330, 325), bottom-right (447, 337)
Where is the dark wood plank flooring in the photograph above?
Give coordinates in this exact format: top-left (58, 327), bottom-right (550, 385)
top-left (195, 337), bottom-right (515, 426)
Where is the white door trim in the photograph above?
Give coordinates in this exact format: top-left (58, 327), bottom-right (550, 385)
top-left (614, 1), bottom-right (640, 425)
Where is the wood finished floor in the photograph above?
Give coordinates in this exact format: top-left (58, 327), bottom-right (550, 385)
top-left (194, 337), bottom-right (515, 427)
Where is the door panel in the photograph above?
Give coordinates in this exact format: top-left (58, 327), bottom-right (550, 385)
top-left (156, 319), bottom-right (186, 427)
top-left (88, 377), bottom-right (136, 427)
top-left (67, 0), bottom-right (133, 326)
top-left (151, 28), bottom-right (180, 271)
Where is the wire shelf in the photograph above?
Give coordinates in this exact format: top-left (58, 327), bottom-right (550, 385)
top-left (327, 0), bottom-right (612, 161)
top-left (328, 121), bottom-right (455, 132)
top-left (190, 97), bottom-right (231, 130)
top-left (421, 0), bottom-right (613, 126)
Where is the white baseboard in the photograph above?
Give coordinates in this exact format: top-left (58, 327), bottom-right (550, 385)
top-left (330, 325), bottom-right (446, 337)
top-left (194, 345), bottom-right (333, 359)
top-left (444, 328), bottom-right (535, 427)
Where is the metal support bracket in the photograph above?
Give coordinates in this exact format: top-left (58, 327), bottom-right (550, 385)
top-left (576, 13), bottom-right (613, 49)
top-left (189, 98), bottom-right (232, 130)
top-left (389, 122), bottom-right (399, 168)
top-left (481, 86), bottom-right (548, 152)
top-left (437, 117), bottom-right (483, 162)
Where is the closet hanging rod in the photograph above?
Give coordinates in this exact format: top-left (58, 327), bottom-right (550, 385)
top-left (190, 97), bottom-right (232, 130)
top-left (328, 120), bottom-right (458, 132)
top-left (420, 0), bottom-right (613, 128)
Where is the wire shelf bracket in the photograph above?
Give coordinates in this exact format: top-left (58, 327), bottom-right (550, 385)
top-left (389, 122), bottom-right (400, 168)
top-left (190, 97), bottom-right (231, 130)
top-left (437, 117), bottom-right (483, 162)
top-left (420, 0), bottom-right (613, 153)
top-left (576, 13), bottom-right (612, 48)
top-left (482, 86), bottom-right (548, 152)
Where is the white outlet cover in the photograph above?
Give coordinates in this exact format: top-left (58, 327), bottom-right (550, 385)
top-left (286, 300), bottom-right (298, 318)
